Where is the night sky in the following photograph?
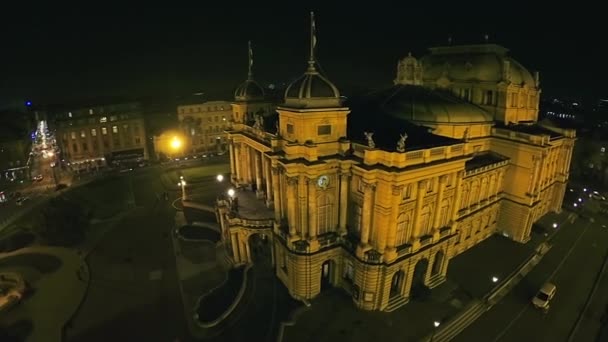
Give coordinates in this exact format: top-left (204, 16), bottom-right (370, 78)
top-left (1, 3), bottom-right (605, 108)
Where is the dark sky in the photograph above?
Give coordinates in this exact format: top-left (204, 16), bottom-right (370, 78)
top-left (0, 3), bottom-right (605, 108)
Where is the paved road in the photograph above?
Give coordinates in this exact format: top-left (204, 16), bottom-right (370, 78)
top-left (454, 213), bottom-right (608, 342)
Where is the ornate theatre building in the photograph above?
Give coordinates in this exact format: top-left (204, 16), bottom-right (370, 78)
top-left (217, 16), bottom-right (575, 312)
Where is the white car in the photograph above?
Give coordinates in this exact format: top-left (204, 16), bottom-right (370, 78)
top-left (532, 282), bottom-right (556, 311)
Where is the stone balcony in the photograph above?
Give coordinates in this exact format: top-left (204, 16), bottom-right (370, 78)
top-left (219, 188), bottom-right (275, 229)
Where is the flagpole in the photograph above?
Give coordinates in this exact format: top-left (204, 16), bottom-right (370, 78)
top-left (309, 11), bottom-right (316, 69)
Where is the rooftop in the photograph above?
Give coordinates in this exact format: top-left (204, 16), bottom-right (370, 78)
top-left (494, 122), bottom-right (563, 138)
top-left (465, 151), bottom-right (509, 171)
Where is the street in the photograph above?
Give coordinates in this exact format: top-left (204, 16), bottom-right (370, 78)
top-left (454, 211), bottom-right (608, 342)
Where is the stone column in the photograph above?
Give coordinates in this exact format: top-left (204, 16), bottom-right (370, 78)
top-left (451, 171), bottom-right (465, 222)
top-left (287, 176), bottom-right (299, 237)
top-left (254, 151), bottom-right (263, 198)
top-left (239, 238), bottom-right (248, 264)
top-left (245, 239), bottom-right (252, 263)
top-left (300, 176), bottom-right (309, 238)
top-left (384, 185), bottom-right (403, 259)
top-left (359, 182), bottom-right (375, 247)
top-left (308, 179), bottom-right (317, 240)
top-left (229, 140), bottom-right (235, 179)
top-left (433, 175), bottom-right (448, 229)
top-left (264, 157), bottom-right (273, 206)
top-left (338, 172), bottom-right (350, 236)
top-left (272, 167), bottom-right (281, 220)
top-left (412, 180), bottom-right (427, 238)
top-left (233, 143), bottom-right (241, 183)
top-left (231, 232), bottom-right (240, 263)
top-left (245, 146), bottom-right (253, 184)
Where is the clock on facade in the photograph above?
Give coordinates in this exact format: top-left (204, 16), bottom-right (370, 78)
top-left (317, 175), bottom-right (329, 188)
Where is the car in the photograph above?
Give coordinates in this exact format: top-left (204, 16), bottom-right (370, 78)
top-left (15, 197), bottom-right (29, 206)
top-left (33, 175), bottom-right (43, 182)
top-left (532, 282), bottom-right (556, 312)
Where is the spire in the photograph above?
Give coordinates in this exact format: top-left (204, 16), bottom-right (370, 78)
top-left (308, 11), bottom-right (317, 71)
top-left (248, 40), bottom-right (254, 80)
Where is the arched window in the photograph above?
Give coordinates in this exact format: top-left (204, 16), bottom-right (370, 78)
top-left (461, 183), bottom-right (470, 210)
top-left (395, 212), bottom-right (411, 246)
top-left (420, 206), bottom-right (431, 236)
top-left (317, 195), bottom-right (332, 235)
top-left (480, 178), bottom-right (488, 201)
top-left (470, 180), bottom-right (479, 205)
top-left (440, 199), bottom-right (450, 227)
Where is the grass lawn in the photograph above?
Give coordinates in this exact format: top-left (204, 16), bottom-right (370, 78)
top-left (62, 176), bottom-right (130, 219)
top-left (166, 163), bottom-right (230, 184)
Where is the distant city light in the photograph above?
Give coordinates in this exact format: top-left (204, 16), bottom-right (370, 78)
top-left (25, 100), bottom-right (32, 107)
top-left (492, 276), bottom-right (499, 283)
top-left (578, 198), bottom-right (583, 202)
top-left (434, 321), bottom-right (441, 328)
top-left (574, 203), bottom-right (578, 207)
top-left (552, 223), bottom-right (558, 229)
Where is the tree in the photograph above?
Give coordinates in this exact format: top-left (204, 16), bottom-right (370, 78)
top-left (38, 197), bottom-right (90, 246)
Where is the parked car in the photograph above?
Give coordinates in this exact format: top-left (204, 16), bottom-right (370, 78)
top-left (532, 282), bottom-right (556, 312)
top-left (15, 197), bottom-right (29, 206)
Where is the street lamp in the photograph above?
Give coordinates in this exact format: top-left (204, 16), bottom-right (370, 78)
top-left (217, 174), bottom-right (224, 182)
top-left (552, 223), bottom-right (558, 229)
top-left (178, 176), bottom-right (187, 200)
top-left (431, 321), bottom-right (441, 341)
top-left (492, 276), bottom-right (499, 283)
top-left (573, 203), bottom-right (578, 207)
top-left (227, 188), bottom-right (235, 198)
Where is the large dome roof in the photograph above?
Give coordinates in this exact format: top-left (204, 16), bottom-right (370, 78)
top-left (377, 85), bottom-right (493, 124)
top-left (283, 63), bottom-right (341, 109)
top-left (421, 44), bottom-right (535, 86)
top-left (234, 79), bottom-right (265, 102)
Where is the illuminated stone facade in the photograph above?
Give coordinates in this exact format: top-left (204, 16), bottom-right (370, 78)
top-left (217, 30), bottom-right (575, 311)
top-left (177, 101), bottom-right (233, 154)
top-left (56, 102), bottom-right (148, 169)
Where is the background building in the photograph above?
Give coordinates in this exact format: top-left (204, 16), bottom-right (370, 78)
top-left (54, 102), bottom-right (148, 171)
top-left (0, 110), bottom-right (34, 183)
top-left (177, 100), bottom-right (232, 154)
top-left (217, 21), bottom-right (575, 312)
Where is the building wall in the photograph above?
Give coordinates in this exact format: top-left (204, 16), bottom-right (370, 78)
top-left (177, 101), bottom-right (232, 153)
top-left (55, 103), bottom-right (148, 167)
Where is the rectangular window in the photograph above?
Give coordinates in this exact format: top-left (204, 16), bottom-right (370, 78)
top-left (485, 90), bottom-right (494, 105)
top-left (100, 117), bottom-right (107, 123)
top-left (510, 93), bottom-right (517, 107)
top-left (317, 125), bottom-right (331, 135)
top-left (402, 184), bottom-right (412, 199)
top-left (462, 88), bottom-right (471, 101)
top-left (102, 127), bottom-right (108, 135)
top-left (89, 109), bottom-right (94, 115)
top-left (80, 130), bottom-right (86, 138)
top-left (354, 205), bottom-right (363, 236)
top-left (287, 124), bottom-right (294, 134)
top-left (71, 132), bottom-right (76, 140)
top-left (135, 137), bottom-right (141, 144)
top-left (68, 112), bottom-right (73, 118)
top-left (72, 143), bottom-right (78, 152)
top-left (91, 128), bottom-right (97, 137)
top-left (426, 179), bottom-right (434, 193)
top-left (112, 125), bottom-right (118, 134)
top-left (82, 142), bottom-right (88, 151)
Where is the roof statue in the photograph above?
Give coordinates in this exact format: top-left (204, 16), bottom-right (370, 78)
top-left (462, 128), bottom-right (470, 141)
top-left (364, 132), bottom-right (375, 148)
top-left (253, 114), bottom-right (263, 130)
top-left (396, 132), bottom-right (408, 152)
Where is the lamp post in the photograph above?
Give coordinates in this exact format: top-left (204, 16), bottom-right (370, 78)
top-left (430, 321), bottom-right (441, 341)
top-left (178, 176), bottom-right (187, 200)
top-left (217, 174), bottom-right (224, 183)
top-left (492, 276), bottom-right (499, 283)
top-left (227, 188), bottom-right (237, 211)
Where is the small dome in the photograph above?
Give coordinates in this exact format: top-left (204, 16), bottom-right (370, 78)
top-left (283, 64), bottom-right (341, 109)
top-left (234, 79), bottom-right (265, 102)
top-left (421, 44), bottom-right (535, 86)
top-left (379, 85), bottom-right (493, 124)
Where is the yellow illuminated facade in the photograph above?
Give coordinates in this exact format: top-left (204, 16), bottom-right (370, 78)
top-left (217, 22), bottom-right (575, 311)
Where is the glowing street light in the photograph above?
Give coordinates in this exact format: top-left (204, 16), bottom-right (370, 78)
top-left (170, 136), bottom-right (182, 150)
top-left (578, 198), bottom-right (583, 203)
top-left (178, 176), bottom-right (187, 200)
top-left (227, 188), bottom-right (235, 198)
top-left (573, 203), bottom-right (578, 207)
top-left (216, 174), bottom-right (224, 182)
top-left (552, 223), bottom-right (558, 229)
top-left (431, 320), bottom-right (441, 341)
top-left (492, 276), bottom-right (499, 283)
top-left (434, 321), bottom-right (441, 328)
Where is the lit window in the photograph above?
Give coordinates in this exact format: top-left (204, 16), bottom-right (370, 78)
top-left (68, 112), bottom-right (73, 118)
top-left (80, 130), bottom-right (86, 138)
top-left (317, 125), bottom-right (331, 135)
top-left (89, 109), bottom-right (94, 114)
top-left (91, 129), bottom-right (97, 137)
top-left (71, 132), bottom-right (77, 139)
top-left (101, 127), bottom-right (108, 135)
top-left (100, 117), bottom-right (107, 123)
top-left (112, 126), bottom-right (118, 133)
top-left (601, 147), bottom-right (606, 153)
